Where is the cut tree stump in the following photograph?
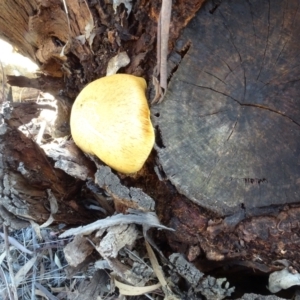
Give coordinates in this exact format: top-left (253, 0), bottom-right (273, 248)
top-left (153, 0), bottom-right (300, 216)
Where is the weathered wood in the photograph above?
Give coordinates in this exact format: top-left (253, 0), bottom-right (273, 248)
top-left (153, 0), bottom-right (300, 215)
top-left (0, 102), bottom-right (98, 228)
top-left (0, 0), bottom-right (38, 60)
top-left (2, 0), bottom-right (205, 90)
top-left (2, 1), bottom-right (300, 297)
top-left (6, 75), bottom-right (65, 97)
top-left (0, 0), bottom-right (206, 228)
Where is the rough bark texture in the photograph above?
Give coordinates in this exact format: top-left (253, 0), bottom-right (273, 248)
top-left (1, 0), bottom-right (205, 95)
top-left (0, 101), bottom-right (98, 228)
top-left (0, 0), bottom-right (39, 60)
top-left (1, 1), bottom-right (300, 296)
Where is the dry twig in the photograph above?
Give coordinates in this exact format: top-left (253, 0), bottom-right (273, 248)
top-left (152, 0), bottom-right (172, 104)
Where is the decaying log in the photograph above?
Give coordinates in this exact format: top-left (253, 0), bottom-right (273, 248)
top-left (6, 75), bottom-right (65, 97)
top-left (0, 101), bottom-right (98, 228)
top-left (0, 0), bottom-right (39, 60)
top-left (1, 1), bottom-right (300, 296)
top-left (2, 0), bottom-right (205, 90)
top-left (0, 0), bottom-right (206, 226)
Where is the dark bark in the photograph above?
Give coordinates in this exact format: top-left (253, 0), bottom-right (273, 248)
top-left (0, 101), bottom-right (98, 228)
top-left (152, 0), bottom-right (300, 272)
top-left (153, 0), bottom-right (300, 215)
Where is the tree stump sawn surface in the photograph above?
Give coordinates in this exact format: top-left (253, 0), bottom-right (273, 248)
top-left (153, 0), bottom-right (300, 216)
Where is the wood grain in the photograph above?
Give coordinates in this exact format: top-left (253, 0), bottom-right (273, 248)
top-left (153, 0), bottom-right (300, 215)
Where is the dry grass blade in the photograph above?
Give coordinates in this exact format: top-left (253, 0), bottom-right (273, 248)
top-left (40, 189), bottom-right (58, 228)
top-left (62, 0), bottom-right (71, 33)
top-left (14, 256), bottom-right (37, 287)
top-left (159, 0), bottom-right (172, 91)
top-left (0, 59), bottom-right (5, 103)
top-left (145, 241), bottom-right (180, 300)
top-left (145, 241), bottom-right (167, 287)
top-left (35, 282), bottom-right (59, 300)
top-left (29, 220), bottom-right (42, 240)
top-left (152, 0), bottom-right (172, 104)
top-left (3, 225), bottom-right (18, 300)
top-left (0, 265), bottom-right (12, 300)
top-left (0, 232), bottom-right (33, 255)
top-left (0, 227), bottom-right (79, 299)
top-left (114, 278), bottom-right (161, 296)
top-left (59, 210), bottom-right (174, 238)
top-left (30, 227), bottom-right (38, 300)
top-left (151, 74), bottom-right (163, 105)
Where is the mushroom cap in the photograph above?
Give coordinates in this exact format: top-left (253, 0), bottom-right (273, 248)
top-left (70, 74), bottom-right (155, 173)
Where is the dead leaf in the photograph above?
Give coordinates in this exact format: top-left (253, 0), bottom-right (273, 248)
top-left (268, 268), bottom-right (300, 293)
top-left (114, 278), bottom-right (161, 296)
top-left (14, 256), bottom-right (37, 287)
top-left (40, 189), bottom-right (58, 228)
top-left (146, 241), bottom-right (180, 300)
top-left (85, 18), bottom-right (96, 48)
top-left (106, 52), bottom-right (130, 76)
top-left (59, 210), bottom-right (174, 238)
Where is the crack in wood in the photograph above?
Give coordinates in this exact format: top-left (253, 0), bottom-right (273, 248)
top-left (256, 0), bottom-right (271, 81)
top-left (209, 0), bottom-right (222, 14)
top-left (243, 68), bottom-right (246, 102)
top-left (167, 40), bottom-right (192, 84)
top-left (245, 0), bottom-right (257, 46)
top-left (154, 125), bottom-right (166, 149)
top-left (205, 157), bottom-right (221, 185)
top-left (204, 71), bottom-right (227, 86)
top-left (291, 0), bottom-right (300, 26)
top-left (271, 2), bottom-right (294, 71)
top-left (220, 11), bottom-right (243, 63)
top-left (198, 109), bottom-right (229, 117)
top-left (181, 80), bottom-right (300, 127)
top-left (226, 118), bottom-right (238, 141)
